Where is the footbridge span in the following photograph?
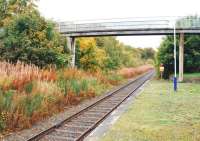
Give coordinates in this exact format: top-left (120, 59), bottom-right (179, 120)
top-left (56, 16), bottom-right (200, 82)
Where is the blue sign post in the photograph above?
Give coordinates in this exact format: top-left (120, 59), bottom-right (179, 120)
top-left (173, 22), bottom-right (177, 91)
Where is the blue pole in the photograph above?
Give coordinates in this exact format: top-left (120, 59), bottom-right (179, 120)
top-left (173, 77), bottom-right (177, 91)
top-left (173, 21), bottom-right (177, 92)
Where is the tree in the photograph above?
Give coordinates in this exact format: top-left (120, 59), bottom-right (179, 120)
top-left (156, 35), bottom-right (200, 79)
top-left (96, 37), bottom-right (148, 69)
top-left (0, 0), bottom-right (70, 68)
top-left (156, 36), bottom-right (176, 79)
top-left (76, 37), bottom-right (107, 71)
top-left (141, 48), bottom-right (155, 60)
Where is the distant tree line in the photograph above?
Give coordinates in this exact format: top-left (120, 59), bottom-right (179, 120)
top-left (75, 37), bottom-right (155, 72)
top-left (156, 35), bottom-right (200, 79)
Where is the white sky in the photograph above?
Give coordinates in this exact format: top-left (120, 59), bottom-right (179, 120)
top-left (37, 0), bottom-right (200, 48)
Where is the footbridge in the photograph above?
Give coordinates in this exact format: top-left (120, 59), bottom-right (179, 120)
top-left (56, 16), bottom-right (200, 82)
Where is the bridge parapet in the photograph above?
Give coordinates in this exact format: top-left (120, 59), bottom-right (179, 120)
top-left (56, 16), bottom-right (200, 36)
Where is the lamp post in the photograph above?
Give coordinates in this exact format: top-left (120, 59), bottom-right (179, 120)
top-left (173, 21), bottom-right (177, 91)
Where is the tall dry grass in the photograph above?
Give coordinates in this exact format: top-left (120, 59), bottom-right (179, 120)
top-left (0, 61), bottom-right (153, 134)
top-left (118, 65), bottom-right (153, 78)
top-left (0, 61), bottom-right (56, 91)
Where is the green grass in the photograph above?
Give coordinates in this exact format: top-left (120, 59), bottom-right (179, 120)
top-left (101, 80), bottom-right (200, 141)
top-left (184, 73), bottom-right (200, 79)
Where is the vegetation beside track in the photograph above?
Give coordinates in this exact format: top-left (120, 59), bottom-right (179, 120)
top-left (101, 80), bottom-right (200, 141)
top-left (0, 61), bottom-right (152, 134)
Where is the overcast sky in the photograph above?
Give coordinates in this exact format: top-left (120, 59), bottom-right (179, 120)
top-left (37, 0), bottom-right (200, 48)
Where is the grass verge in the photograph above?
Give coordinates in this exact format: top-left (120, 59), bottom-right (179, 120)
top-left (101, 80), bottom-right (200, 141)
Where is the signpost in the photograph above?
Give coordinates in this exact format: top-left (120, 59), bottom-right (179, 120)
top-left (160, 64), bottom-right (164, 79)
top-left (173, 22), bottom-right (177, 91)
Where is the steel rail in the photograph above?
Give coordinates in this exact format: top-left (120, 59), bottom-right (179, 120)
top-left (76, 71), bottom-right (154, 141)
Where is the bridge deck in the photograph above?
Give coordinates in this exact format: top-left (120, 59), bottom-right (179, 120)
top-left (60, 28), bottom-right (200, 37)
top-left (56, 16), bottom-right (200, 37)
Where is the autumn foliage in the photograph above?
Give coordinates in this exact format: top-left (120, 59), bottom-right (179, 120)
top-left (0, 61), bottom-right (56, 91)
top-left (118, 65), bottom-right (154, 78)
top-left (0, 61), bottom-right (152, 134)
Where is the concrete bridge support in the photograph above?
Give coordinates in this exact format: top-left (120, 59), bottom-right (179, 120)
top-left (179, 33), bottom-right (184, 82)
top-left (67, 37), bottom-right (76, 67)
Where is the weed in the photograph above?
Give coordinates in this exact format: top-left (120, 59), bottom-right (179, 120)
top-left (24, 94), bottom-right (44, 117)
top-left (24, 82), bottom-right (34, 94)
top-left (70, 79), bottom-right (81, 96)
top-left (57, 80), bottom-right (69, 97)
top-left (80, 79), bottom-right (89, 93)
top-left (107, 74), bottom-right (123, 85)
top-left (0, 90), bottom-right (14, 112)
top-left (0, 61), bottom-right (151, 133)
top-left (0, 114), bottom-right (5, 131)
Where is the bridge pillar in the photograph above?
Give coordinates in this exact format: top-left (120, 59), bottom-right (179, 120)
top-left (66, 37), bottom-right (76, 67)
top-left (179, 33), bottom-right (184, 82)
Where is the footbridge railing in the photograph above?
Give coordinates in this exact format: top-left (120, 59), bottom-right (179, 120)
top-left (56, 16), bottom-right (200, 34)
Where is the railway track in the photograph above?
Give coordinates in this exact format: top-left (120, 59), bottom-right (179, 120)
top-left (27, 70), bottom-right (154, 141)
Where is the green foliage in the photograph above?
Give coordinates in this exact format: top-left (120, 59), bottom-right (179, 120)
top-left (0, 114), bottom-right (5, 131)
top-left (156, 36), bottom-right (176, 79)
top-left (0, 90), bottom-right (14, 112)
top-left (76, 37), bottom-right (107, 71)
top-left (0, 0), bottom-right (70, 68)
top-left (156, 16), bottom-right (200, 79)
top-left (97, 37), bottom-right (123, 70)
top-left (69, 79), bottom-right (81, 96)
top-left (156, 34), bottom-right (200, 79)
top-left (140, 48), bottom-right (155, 60)
top-left (24, 94), bottom-right (43, 117)
top-left (80, 79), bottom-right (89, 93)
top-left (107, 73), bottom-right (123, 83)
top-left (95, 37), bottom-right (149, 70)
top-left (0, 89), bottom-right (13, 131)
top-left (57, 79), bottom-right (69, 97)
top-left (0, 0), bottom-right (7, 27)
top-left (75, 37), bottom-right (152, 72)
top-left (24, 82), bottom-right (34, 94)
